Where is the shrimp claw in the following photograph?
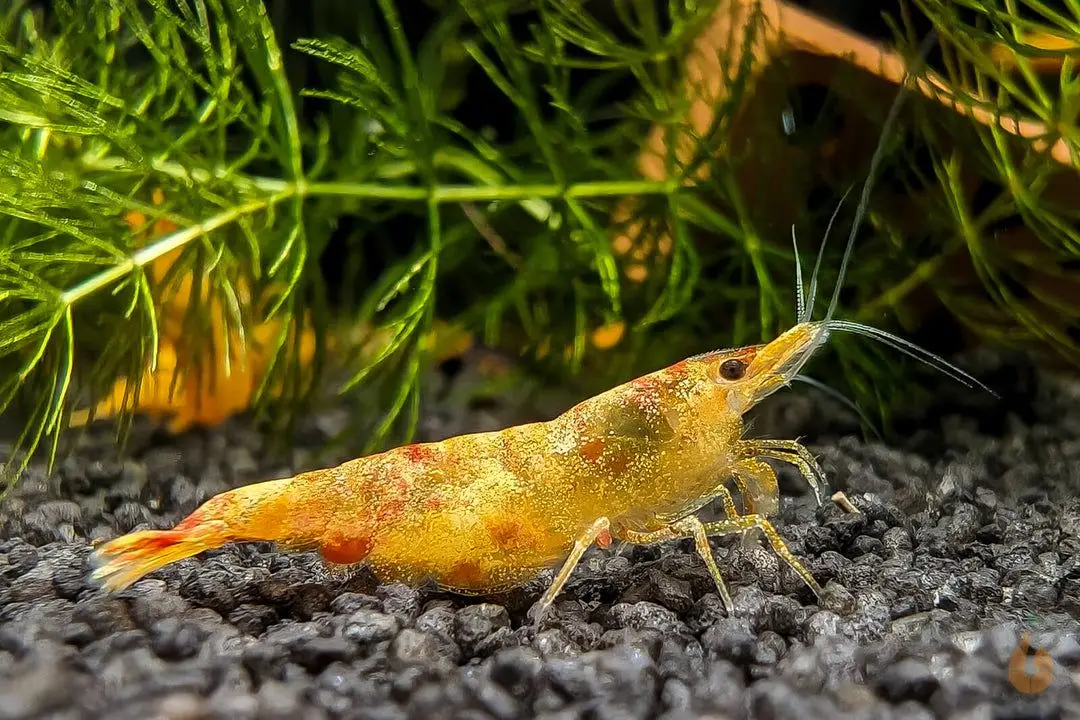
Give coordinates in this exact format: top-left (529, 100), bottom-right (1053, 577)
top-left (739, 438), bottom-right (830, 507)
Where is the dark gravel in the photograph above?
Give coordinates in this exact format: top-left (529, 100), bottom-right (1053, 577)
top-left (2, 351), bottom-right (1080, 719)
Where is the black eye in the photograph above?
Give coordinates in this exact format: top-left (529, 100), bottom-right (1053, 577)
top-left (718, 358), bottom-right (747, 381)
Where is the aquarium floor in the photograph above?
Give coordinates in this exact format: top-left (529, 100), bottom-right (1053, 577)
top-left (2, 352), bottom-right (1080, 720)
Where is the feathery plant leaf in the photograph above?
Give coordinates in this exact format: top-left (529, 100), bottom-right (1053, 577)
top-left (0, 0), bottom-right (706, 489)
top-left (2, 0), bottom-right (1080, 491)
top-left (0, 0), bottom-right (316, 489)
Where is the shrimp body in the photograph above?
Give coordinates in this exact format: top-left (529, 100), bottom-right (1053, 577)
top-left (89, 323), bottom-right (832, 619)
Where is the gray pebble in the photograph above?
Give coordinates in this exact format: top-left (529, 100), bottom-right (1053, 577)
top-left (3, 357), bottom-right (1080, 719)
top-left (345, 608), bottom-right (403, 645)
top-left (455, 603), bottom-right (511, 653)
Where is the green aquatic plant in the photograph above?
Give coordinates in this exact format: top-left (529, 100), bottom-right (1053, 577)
top-left (0, 0), bottom-right (1077, 491)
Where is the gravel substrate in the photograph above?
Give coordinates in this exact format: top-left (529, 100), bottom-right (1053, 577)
top-left (2, 351), bottom-right (1079, 720)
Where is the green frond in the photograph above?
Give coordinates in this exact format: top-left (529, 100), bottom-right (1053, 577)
top-left (3, 0), bottom-right (1080, 490)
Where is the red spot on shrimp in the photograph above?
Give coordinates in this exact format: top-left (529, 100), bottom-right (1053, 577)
top-left (628, 375), bottom-right (662, 404)
top-left (404, 444), bottom-right (435, 463)
top-left (580, 438), bottom-right (605, 462)
top-left (596, 528), bottom-right (613, 549)
top-left (603, 452), bottom-right (630, 476)
top-left (376, 496), bottom-right (406, 524)
top-left (372, 470), bottom-right (408, 523)
top-left (320, 533), bottom-right (374, 565)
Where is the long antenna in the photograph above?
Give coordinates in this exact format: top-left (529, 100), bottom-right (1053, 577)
top-left (824, 30), bottom-right (940, 322)
top-left (806, 29), bottom-right (997, 400)
top-left (825, 320), bottom-right (996, 396)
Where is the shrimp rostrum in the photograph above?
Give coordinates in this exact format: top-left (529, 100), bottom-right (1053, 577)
top-left (89, 48), bottom-right (994, 623)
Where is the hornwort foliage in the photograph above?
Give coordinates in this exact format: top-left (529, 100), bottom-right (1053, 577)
top-left (0, 0), bottom-right (1077, 492)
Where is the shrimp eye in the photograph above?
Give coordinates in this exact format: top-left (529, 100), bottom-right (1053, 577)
top-left (718, 358), bottom-right (747, 381)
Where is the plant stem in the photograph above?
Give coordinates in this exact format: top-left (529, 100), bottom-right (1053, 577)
top-left (304, 180), bottom-right (676, 201)
top-left (57, 172), bottom-right (678, 311)
top-left (60, 191), bottom-right (297, 306)
top-left (82, 156), bottom-right (678, 199)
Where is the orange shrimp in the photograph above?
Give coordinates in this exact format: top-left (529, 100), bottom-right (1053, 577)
top-left (90, 36), bottom-right (994, 624)
top-left (88, 299), bottom-right (992, 621)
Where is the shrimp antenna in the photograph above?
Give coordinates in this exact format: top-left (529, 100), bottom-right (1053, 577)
top-left (823, 320), bottom-right (998, 397)
top-left (807, 30), bottom-right (996, 398)
top-left (791, 225), bottom-right (806, 321)
top-left (823, 29), bottom-right (940, 323)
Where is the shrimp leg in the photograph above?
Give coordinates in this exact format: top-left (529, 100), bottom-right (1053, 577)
top-left (729, 458), bottom-right (822, 598)
top-left (620, 467), bottom-right (780, 615)
top-left (622, 480), bottom-right (822, 612)
top-left (620, 514), bottom-right (736, 613)
top-left (530, 516), bottom-right (612, 629)
top-left (654, 476), bottom-right (743, 526)
top-left (737, 439), bottom-right (829, 506)
top-left (698, 513), bottom-right (823, 599)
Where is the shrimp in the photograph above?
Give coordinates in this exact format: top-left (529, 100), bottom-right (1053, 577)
top-left (88, 296), bottom-right (992, 618)
top-left (86, 325), bottom-right (826, 603)
top-left (89, 31), bottom-right (994, 624)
